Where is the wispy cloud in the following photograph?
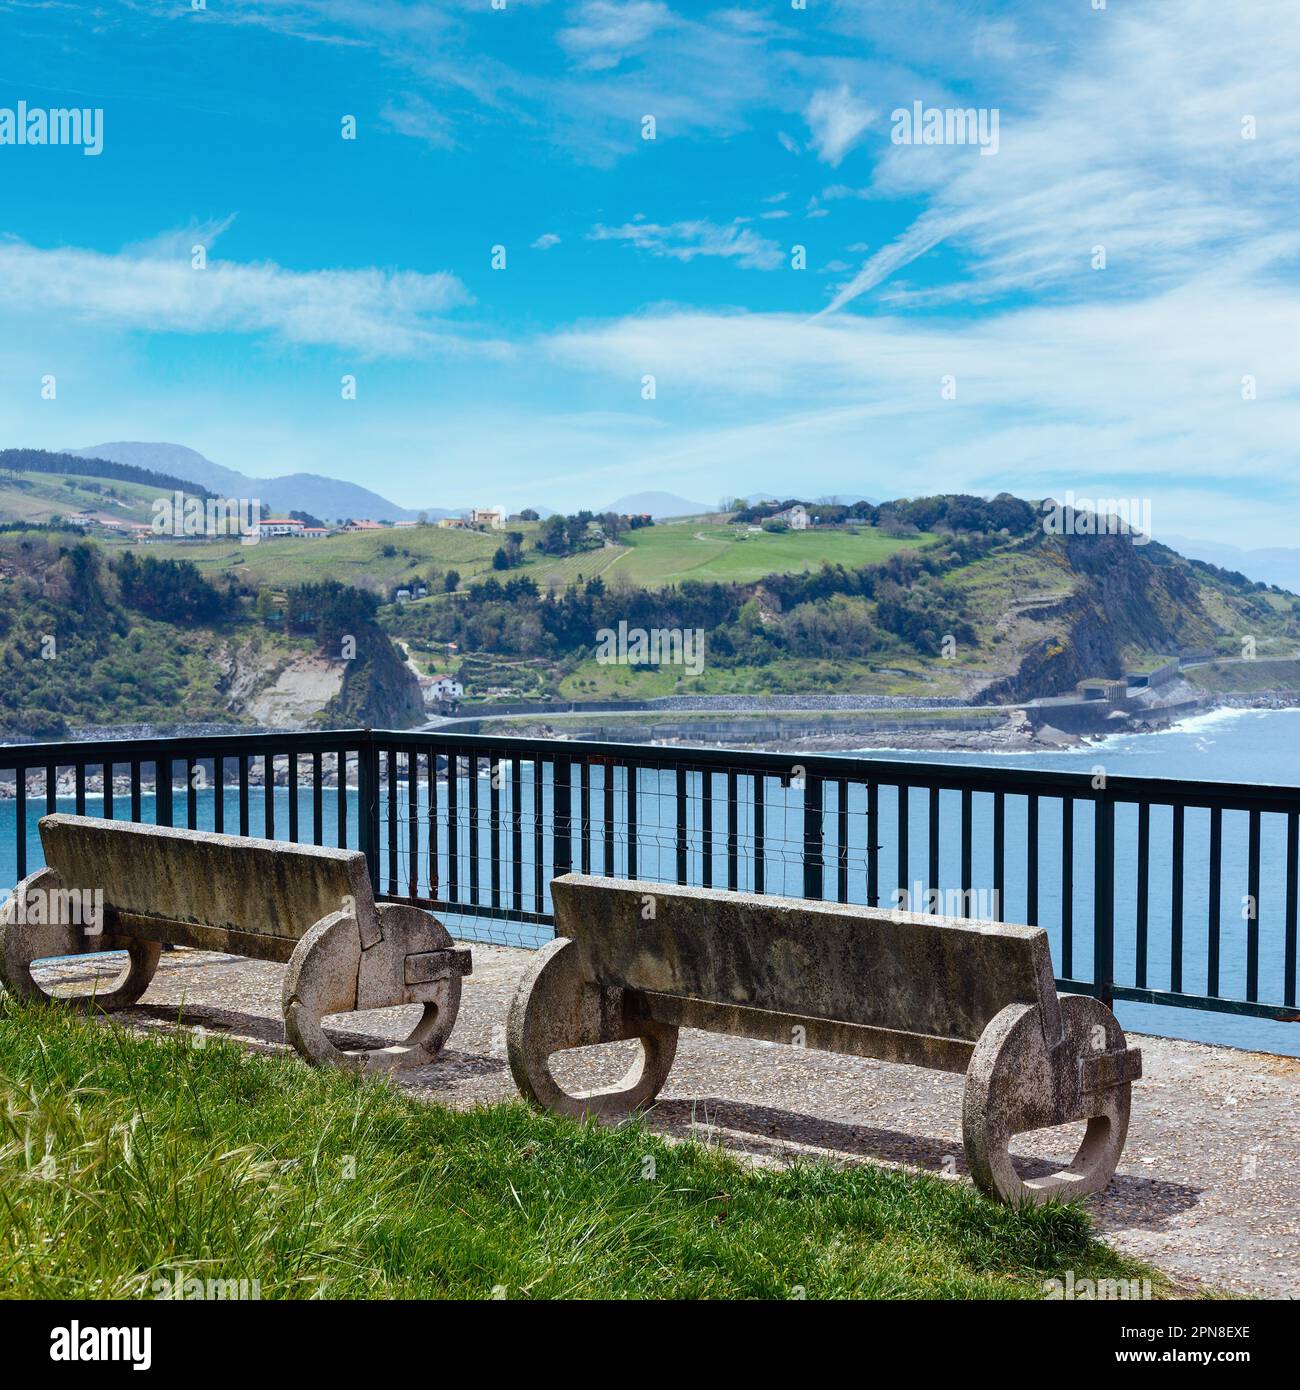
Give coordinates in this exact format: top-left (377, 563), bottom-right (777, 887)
top-left (804, 86), bottom-right (876, 166)
top-left (822, 0), bottom-right (1300, 312)
top-left (558, 0), bottom-right (674, 71)
top-left (589, 218), bottom-right (784, 270)
top-left (380, 95), bottom-right (456, 150)
top-left (0, 233), bottom-right (478, 356)
top-left (532, 232), bottom-right (562, 250)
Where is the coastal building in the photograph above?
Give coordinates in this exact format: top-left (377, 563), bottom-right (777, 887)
top-left (258, 517), bottom-right (305, 538)
top-left (419, 673), bottom-right (464, 707)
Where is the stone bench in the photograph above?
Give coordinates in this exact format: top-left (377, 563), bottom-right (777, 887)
top-left (0, 814), bottom-right (470, 1071)
top-left (507, 874), bottom-right (1142, 1204)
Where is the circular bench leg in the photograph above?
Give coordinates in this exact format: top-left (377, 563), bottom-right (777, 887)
top-left (506, 936), bottom-right (678, 1120)
top-left (0, 868), bottom-right (161, 1010)
top-left (283, 909), bottom-right (462, 1072)
top-left (962, 995), bottom-right (1132, 1205)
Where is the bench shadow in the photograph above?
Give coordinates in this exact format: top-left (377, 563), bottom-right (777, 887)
top-left (646, 1095), bottom-right (1201, 1228)
top-left (114, 1002), bottom-right (508, 1078)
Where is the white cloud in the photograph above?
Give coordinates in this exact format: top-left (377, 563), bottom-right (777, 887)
top-left (558, 0), bottom-right (674, 71)
top-left (0, 234), bottom-right (478, 356)
top-left (543, 271), bottom-right (1300, 542)
top-left (804, 86), bottom-right (876, 166)
top-left (532, 233), bottom-right (562, 250)
top-left (822, 0), bottom-right (1300, 312)
top-left (380, 95), bottom-right (456, 150)
top-left (589, 219), bottom-right (784, 270)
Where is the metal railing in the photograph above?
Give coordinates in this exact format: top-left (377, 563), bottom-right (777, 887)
top-left (2, 728), bottom-right (1298, 1024)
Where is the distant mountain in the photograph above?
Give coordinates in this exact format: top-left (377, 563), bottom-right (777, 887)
top-left (69, 442), bottom-right (419, 524)
top-left (1161, 533), bottom-right (1300, 594)
top-left (603, 491), bottom-right (712, 519)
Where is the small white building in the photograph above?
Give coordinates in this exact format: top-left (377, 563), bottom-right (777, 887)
top-left (471, 506), bottom-right (506, 531)
top-left (258, 517), bottom-right (305, 538)
top-left (420, 674), bottom-right (464, 706)
top-left (775, 503), bottom-right (809, 531)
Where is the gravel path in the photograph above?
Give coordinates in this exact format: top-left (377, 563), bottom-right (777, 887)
top-left (41, 942), bottom-right (1300, 1299)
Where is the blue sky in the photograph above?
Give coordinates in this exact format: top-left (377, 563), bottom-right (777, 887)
top-left (1, 0), bottom-right (1297, 541)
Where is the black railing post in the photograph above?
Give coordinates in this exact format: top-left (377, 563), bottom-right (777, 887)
top-left (803, 774), bottom-right (824, 900)
top-left (357, 734), bottom-right (381, 896)
top-left (1093, 791), bottom-right (1115, 1006)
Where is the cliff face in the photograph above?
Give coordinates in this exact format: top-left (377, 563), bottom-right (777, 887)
top-left (321, 633), bottom-right (425, 730)
top-left (985, 533), bottom-right (1239, 702)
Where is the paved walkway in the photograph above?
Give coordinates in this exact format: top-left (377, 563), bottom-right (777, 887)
top-left (44, 942), bottom-right (1300, 1298)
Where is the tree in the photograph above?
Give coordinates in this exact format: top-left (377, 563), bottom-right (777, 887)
top-left (444, 570), bottom-right (460, 592)
top-left (520, 508), bottom-right (539, 522)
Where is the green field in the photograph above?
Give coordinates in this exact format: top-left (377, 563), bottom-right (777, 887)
top-left (128, 518), bottom-right (931, 596)
top-left (560, 655), bottom-right (963, 700)
top-left (0, 1003), bottom-right (1162, 1300)
top-left (0, 470), bottom-right (169, 526)
top-left (134, 525), bottom-right (503, 592)
top-left (603, 522), bottom-right (931, 587)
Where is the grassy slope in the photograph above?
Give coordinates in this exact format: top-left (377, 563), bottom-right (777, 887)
top-left (0, 1004), bottom-right (1160, 1300)
top-left (129, 526), bottom-right (503, 593)
top-left (0, 471), bottom-right (170, 526)
top-left (134, 520), bottom-right (931, 597)
top-left (1186, 658), bottom-right (1300, 693)
top-left (606, 521), bottom-right (931, 587)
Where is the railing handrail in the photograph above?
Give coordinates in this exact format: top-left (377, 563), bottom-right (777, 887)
top-left (7, 726), bottom-right (1295, 813)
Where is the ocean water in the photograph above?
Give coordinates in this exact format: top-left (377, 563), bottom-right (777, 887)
top-left (853, 706), bottom-right (1300, 1056)
top-left (3, 706), bottom-right (1299, 1057)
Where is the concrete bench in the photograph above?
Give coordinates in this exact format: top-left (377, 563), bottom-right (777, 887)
top-left (507, 874), bottom-right (1142, 1204)
top-left (0, 814), bottom-right (470, 1071)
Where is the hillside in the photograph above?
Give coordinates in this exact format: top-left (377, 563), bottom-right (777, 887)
top-left (381, 502), bottom-right (1300, 706)
top-left (0, 535), bottom-right (421, 738)
top-left (0, 468), bottom-right (172, 528)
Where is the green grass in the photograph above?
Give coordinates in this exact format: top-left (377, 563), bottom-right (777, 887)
top-left (0, 470), bottom-right (169, 526)
top-left (126, 521), bottom-right (931, 599)
top-left (128, 525), bottom-right (503, 592)
top-left (1185, 657), bottom-right (1300, 693)
top-left (559, 656), bottom-right (965, 700)
top-left (0, 1003), bottom-right (1160, 1300)
top-left (602, 522), bottom-right (932, 588)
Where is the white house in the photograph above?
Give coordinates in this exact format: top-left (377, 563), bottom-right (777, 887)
top-left (420, 674), bottom-right (464, 705)
top-left (774, 503), bottom-right (809, 531)
top-left (257, 517), bottom-right (305, 538)
top-left (470, 506), bottom-right (506, 531)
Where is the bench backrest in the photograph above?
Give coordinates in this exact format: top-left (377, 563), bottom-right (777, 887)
top-left (39, 814), bottom-right (376, 948)
top-left (551, 874), bottom-right (1059, 1048)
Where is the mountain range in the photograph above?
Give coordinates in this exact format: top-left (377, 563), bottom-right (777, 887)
top-left (68, 442), bottom-right (424, 524)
